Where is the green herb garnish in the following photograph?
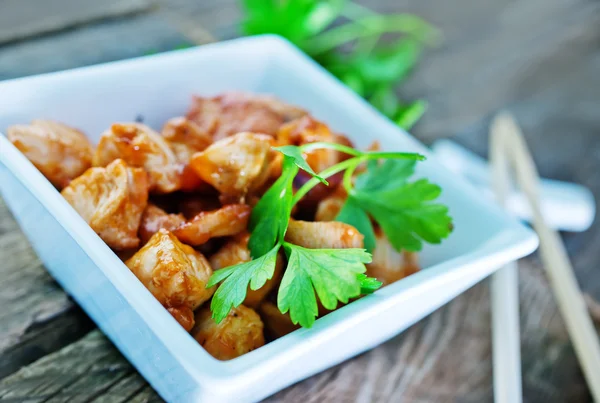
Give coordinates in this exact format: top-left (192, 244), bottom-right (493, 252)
top-left (208, 143), bottom-right (451, 328)
top-left (278, 244), bottom-right (372, 328)
top-left (337, 158), bottom-right (452, 252)
top-left (240, 0), bottom-right (440, 130)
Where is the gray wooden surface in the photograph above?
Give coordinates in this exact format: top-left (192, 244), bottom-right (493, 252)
top-left (0, 0), bottom-right (151, 45)
top-left (1, 0), bottom-right (600, 402)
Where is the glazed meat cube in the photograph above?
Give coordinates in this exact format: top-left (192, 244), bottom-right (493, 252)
top-left (285, 219), bottom-right (364, 249)
top-left (161, 116), bottom-right (212, 157)
top-left (189, 132), bottom-right (273, 198)
top-left (209, 233), bottom-right (283, 308)
top-left (7, 120), bottom-right (93, 189)
top-left (126, 229), bottom-right (214, 310)
top-left (61, 159), bottom-right (148, 250)
top-left (173, 204), bottom-right (251, 246)
top-left (167, 305), bottom-right (195, 332)
top-left (367, 231), bottom-right (420, 285)
top-left (187, 92), bottom-right (305, 140)
top-left (259, 301), bottom-right (299, 339)
top-left (314, 186), bottom-right (347, 222)
top-left (253, 93), bottom-right (307, 121)
top-left (277, 116), bottom-right (348, 174)
top-left (139, 204), bottom-right (186, 245)
top-left (191, 305), bottom-right (265, 360)
top-left (93, 123), bottom-right (180, 193)
top-left (161, 117), bottom-right (212, 192)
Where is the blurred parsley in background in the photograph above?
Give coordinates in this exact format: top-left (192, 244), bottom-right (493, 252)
top-left (239, 0), bottom-right (440, 130)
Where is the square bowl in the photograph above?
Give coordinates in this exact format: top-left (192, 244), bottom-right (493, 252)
top-left (0, 35), bottom-right (538, 402)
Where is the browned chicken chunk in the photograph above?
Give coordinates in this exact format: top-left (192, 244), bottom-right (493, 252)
top-left (173, 204), bottom-right (251, 246)
top-left (191, 305), bottom-right (265, 360)
top-left (162, 116), bottom-right (212, 157)
top-left (254, 94), bottom-right (307, 121)
top-left (314, 186), bottom-right (347, 222)
top-left (277, 116), bottom-right (347, 174)
top-left (139, 204), bottom-right (186, 245)
top-left (209, 233), bottom-right (284, 307)
top-left (126, 229), bottom-right (215, 309)
top-left (187, 92), bottom-right (305, 140)
top-left (7, 120), bottom-right (93, 189)
top-left (161, 117), bottom-right (212, 192)
top-left (189, 132), bottom-right (273, 198)
top-left (93, 123), bottom-right (180, 193)
top-left (167, 305), bottom-right (195, 332)
top-left (285, 219), bottom-right (364, 249)
top-left (259, 301), bottom-right (299, 339)
top-left (61, 159), bottom-right (148, 250)
top-left (367, 231), bottom-right (420, 285)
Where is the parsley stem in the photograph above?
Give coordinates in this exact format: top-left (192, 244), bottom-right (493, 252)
top-left (306, 15), bottom-right (440, 55)
top-left (299, 142), bottom-right (362, 157)
top-left (299, 142), bottom-right (425, 162)
top-left (292, 149), bottom-right (424, 206)
top-left (343, 157), bottom-right (363, 192)
top-left (364, 151), bottom-right (426, 161)
top-left (292, 158), bottom-right (357, 205)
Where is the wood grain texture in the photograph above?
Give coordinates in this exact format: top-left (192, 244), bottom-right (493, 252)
top-left (0, 0), bottom-right (599, 401)
top-left (0, 0), bottom-right (151, 45)
top-left (0, 198), bottom-right (95, 379)
top-left (0, 331), bottom-right (134, 402)
top-left (0, 13), bottom-right (189, 80)
top-left (0, 259), bottom-right (589, 402)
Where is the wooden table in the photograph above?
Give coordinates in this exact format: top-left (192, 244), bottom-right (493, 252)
top-left (1, 0), bottom-right (600, 401)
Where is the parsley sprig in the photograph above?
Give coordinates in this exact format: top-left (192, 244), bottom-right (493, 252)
top-left (337, 158), bottom-right (453, 253)
top-left (208, 143), bottom-right (452, 328)
top-left (240, 0), bottom-right (441, 130)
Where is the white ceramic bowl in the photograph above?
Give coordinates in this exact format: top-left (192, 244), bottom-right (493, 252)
top-left (0, 35), bottom-right (538, 403)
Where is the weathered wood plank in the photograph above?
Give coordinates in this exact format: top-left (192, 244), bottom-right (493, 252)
top-left (0, 330), bottom-right (159, 402)
top-left (0, 197), bottom-right (94, 375)
top-left (0, 13), bottom-right (189, 80)
top-left (0, 307), bottom-right (94, 379)
top-left (585, 295), bottom-right (600, 325)
top-left (0, 0), bottom-right (151, 45)
top-left (128, 386), bottom-right (164, 403)
top-left (91, 373), bottom-right (148, 403)
top-left (0, 259), bottom-right (591, 402)
top-left (362, 0), bottom-right (600, 144)
top-left (155, 0), bottom-right (240, 40)
top-left (0, 331), bottom-right (134, 402)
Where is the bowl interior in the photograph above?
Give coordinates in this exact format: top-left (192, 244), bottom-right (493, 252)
top-left (0, 37), bottom-right (537, 396)
top-left (0, 36), bottom-right (516, 269)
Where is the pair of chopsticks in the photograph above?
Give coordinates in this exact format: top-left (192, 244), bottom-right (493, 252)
top-left (489, 112), bottom-right (600, 402)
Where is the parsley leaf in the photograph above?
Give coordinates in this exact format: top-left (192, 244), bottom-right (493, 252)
top-left (358, 273), bottom-right (382, 294)
top-left (354, 158), bottom-right (416, 191)
top-left (352, 178), bottom-right (452, 251)
top-left (240, 0), bottom-right (437, 133)
top-left (248, 156), bottom-right (297, 258)
top-left (278, 243), bottom-right (374, 328)
top-left (339, 158), bottom-right (451, 252)
top-left (273, 145), bottom-right (328, 184)
top-left (352, 39), bottom-right (422, 89)
top-left (208, 245), bottom-right (280, 323)
top-left (209, 141), bottom-right (447, 329)
top-left (395, 100), bottom-right (428, 130)
top-left (335, 197), bottom-right (376, 253)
